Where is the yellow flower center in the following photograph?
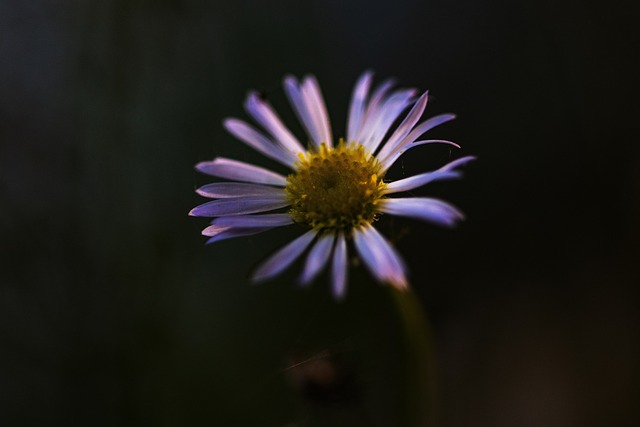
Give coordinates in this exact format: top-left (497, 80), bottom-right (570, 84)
top-left (286, 140), bottom-right (387, 233)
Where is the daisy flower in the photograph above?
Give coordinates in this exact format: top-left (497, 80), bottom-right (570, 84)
top-left (190, 72), bottom-right (475, 299)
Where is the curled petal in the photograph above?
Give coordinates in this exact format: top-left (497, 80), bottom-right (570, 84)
top-left (403, 113), bottom-right (457, 144)
top-left (381, 139), bottom-right (461, 171)
top-left (378, 113), bottom-right (457, 167)
top-left (377, 91), bottom-right (429, 158)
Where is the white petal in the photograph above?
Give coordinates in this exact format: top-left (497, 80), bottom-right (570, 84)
top-left (201, 224), bottom-right (231, 237)
top-left (353, 227), bottom-right (382, 281)
top-left (360, 89), bottom-right (416, 152)
top-left (352, 79), bottom-right (394, 143)
top-left (380, 197), bottom-right (465, 228)
top-left (283, 75), bottom-right (321, 147)
top-left (403, 113), bottom-right (457, 144)
top-left (380, 139), bottom-right (461, 171)
top-left (252, 230), bottom-right (318, 282)
top-left (212, 213), bottom-right (293, 228)
top-left (223, 118), bottom-right (297, 167)
top-left (376, 91), bottom-right (429, 160)
top-left (439, 155), bottom-right (477, 171)
top-left (299, 233), bottom-right (335, 285)
top-left (364, 226), bottom-right (408, 289)
top-left (202, 216), bottom-right (292, 242)
top-left (301, 75), bottom-right (332, 146)
top-left (331, 233), bottom-right (348, 300)
top-left (189, 195), bottom-right (289, 217)
top-left (353, 225), bottom-right (407, 288)
top-left (195, 158), bottom-right (287, 186)
top-left (378, 113), bottom-right (457, 168)
top-left (196, 182), bottom-right (285, 198)
top-left (243, 93), bottom-right (306, 155)
top-left (384, 156), bottom-right (476, 194)
top-left (385, 171), bottom-right (462, 194)
top-left (410, 139), bottom-right (460, 148)
top-left (204, 226), bottom-right (275, 243)
top-left (363, 79), bottom-right (396, 120)
top-left (347, 71), bottom-right (374, 143)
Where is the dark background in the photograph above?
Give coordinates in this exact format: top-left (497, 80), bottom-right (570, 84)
top-left (1, 0), bottom-right (638, 426)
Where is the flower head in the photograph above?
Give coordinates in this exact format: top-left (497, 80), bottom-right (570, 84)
top-left (190, 72), bottom-right (475, 299)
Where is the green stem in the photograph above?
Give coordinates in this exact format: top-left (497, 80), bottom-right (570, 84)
top-left (389, 287), bottom-right (437, 427)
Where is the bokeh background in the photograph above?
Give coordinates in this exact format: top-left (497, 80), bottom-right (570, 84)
top-left (1, 0), bottom-right (638, 426)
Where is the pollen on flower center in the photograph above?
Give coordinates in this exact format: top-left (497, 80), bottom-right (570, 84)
top-left (286, 140), bottom-right (387, 232)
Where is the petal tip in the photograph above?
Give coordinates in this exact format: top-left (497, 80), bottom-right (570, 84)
top-left (389, 278), bottom-right (409, 290)
top-left (283, 74), bottom-right (298, 86)
top-left (250, 271), bottom-right (270, 284)
top-left (332, 289), bottom-right (347, 302)
top-left (222, 117), bottom-right (238, 129)
top-left (302, 74), bottom-right (318, 84)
